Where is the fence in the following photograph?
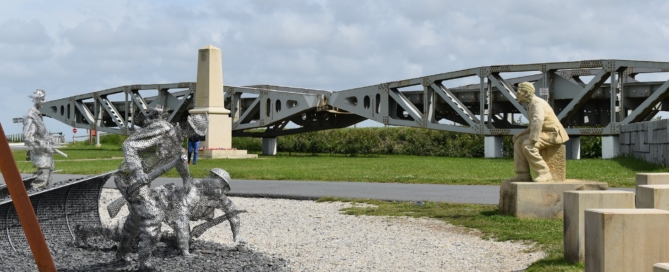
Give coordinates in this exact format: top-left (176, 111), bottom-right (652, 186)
top-left (5, 132), bottom-right (65, 144)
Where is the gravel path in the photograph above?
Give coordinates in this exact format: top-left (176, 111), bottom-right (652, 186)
top-left (1, 189), bottom-right (545, 271)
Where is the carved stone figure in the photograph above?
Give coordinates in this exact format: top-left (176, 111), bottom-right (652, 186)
top-left (23, 89), bottom-right (54, 189)
top-left (77, 168), bottom-right (247, 254)
top-left (114, 105), bottom-right (208, 270)
top-left (509, 82), bottom-right (569, 182)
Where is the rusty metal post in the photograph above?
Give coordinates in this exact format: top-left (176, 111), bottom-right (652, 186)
top-left (0, 123), bottom-right (56, 271)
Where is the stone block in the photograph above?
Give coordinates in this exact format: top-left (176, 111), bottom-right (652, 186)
top-left (655, 263), bottom-right (669, 272)
top-left (637, 173), bottom-right (669, 186)
top-left (199, 149), bottom-right (258, 159)
top-left (563, 191), bottom-right (635, 263)
top-left (585, 209), bottom-right (669, 272)
top-left (498, 180), bottom-right (608, 219)
top-left (637, 185), bottom-right (669, 210)
top-left (539, 144), bottom-right (566, 182)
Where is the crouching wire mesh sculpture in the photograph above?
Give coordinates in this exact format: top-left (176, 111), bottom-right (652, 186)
top-left (112, 105), bottom-right (209, 270)
top-left (75, 168), bottom-right (247, 255)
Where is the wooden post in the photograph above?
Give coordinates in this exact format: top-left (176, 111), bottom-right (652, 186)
top-left (0, 123), bottom-right (56, 271)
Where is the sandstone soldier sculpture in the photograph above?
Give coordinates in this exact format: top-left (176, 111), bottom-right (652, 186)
top-left (509, 82), bottom-right (569, 182)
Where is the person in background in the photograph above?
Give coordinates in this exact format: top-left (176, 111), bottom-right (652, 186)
top-left (188, 134), bottom-right (201, 165)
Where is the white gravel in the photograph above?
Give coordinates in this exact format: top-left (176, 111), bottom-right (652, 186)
top-left (100, 189), bottom-right (545, 271)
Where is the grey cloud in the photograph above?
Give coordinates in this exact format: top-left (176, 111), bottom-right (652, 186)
top-left (62, 17), bottom-right (190, 49)
top-left (0, 19), bottom-right (51, 45)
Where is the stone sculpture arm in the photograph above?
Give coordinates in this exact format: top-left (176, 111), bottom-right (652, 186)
top-left (513, 128), bottom-right (530, 142)
top-left (527, 100), bottom-right (545, 145)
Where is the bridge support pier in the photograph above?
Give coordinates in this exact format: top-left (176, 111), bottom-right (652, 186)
top-left (262, 137), bottom-right (277, 156)
top-left (484, 136), bottom-right (504, 158)
top-left (566, 136), bottom-right (581, 160)
top-left (602, 136), bottom-right (620, 159)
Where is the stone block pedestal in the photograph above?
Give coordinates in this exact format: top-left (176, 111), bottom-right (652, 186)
top-left (499, 180), bottom-right (608, 219)
top-left (563, 191), bottom-right (635, 263)
top-left (199, 149), bottom-right (258, 159)
top-left (585, 209), bottom-right (669, 272)
top-left (637, 185), bottom-right (669, 210)
top-left (655, 263), bottom-right (669, 272)
top-left (637, 173), bottom-right (669, 186)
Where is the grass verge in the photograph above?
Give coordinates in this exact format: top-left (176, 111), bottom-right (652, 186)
top-left (15, 152), bottom-right (663, 187)
top-left (318, 197), bottom-right (582, 271)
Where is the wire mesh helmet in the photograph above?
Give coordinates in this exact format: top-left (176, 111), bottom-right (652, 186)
top-left (209, 168), bottom-right (231, 191)
top-left (29, 89), bottom-right (46, 99)
top-left (188, 114), bottom-right (208, 136)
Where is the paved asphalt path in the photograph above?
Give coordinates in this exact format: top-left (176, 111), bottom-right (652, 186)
top-left (1, 174), bottom-right (634, 205)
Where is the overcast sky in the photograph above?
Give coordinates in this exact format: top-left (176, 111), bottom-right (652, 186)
top-left (2, 0), bottom-right (668, 138)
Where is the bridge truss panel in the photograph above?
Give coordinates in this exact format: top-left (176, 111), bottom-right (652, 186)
top-left (41, 59), bottom-right (669, 137)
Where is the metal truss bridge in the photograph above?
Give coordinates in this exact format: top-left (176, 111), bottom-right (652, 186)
top-left (41, 59), bottom-right (669, 138)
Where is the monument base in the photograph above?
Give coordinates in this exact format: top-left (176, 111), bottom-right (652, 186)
top-left (499, 180), bottom-right (608, 219)
top-left (199, 149), bottom-right (258, 159)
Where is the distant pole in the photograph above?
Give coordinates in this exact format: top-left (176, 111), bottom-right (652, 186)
top-left (0, 123), bottom-right (57, 271)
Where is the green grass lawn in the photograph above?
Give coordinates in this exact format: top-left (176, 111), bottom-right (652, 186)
top-left (11, 147), bottom-right (666, 187)
top-left (321, 198), bottom-right (582, 271)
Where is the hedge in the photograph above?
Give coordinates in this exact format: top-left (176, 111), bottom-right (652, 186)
top-left (232, 127), bottom-right (603, 158)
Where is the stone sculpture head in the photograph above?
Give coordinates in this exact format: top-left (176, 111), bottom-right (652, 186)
top-left (187, 114), bottom-right (208, 137)
top-left (29, 89), bottom-right (46, 109)
top-left (516, 82), bottom-right (535, 104)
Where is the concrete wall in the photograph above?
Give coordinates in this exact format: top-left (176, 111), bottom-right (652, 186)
top-left (620, 119), bottom-right (669, 166)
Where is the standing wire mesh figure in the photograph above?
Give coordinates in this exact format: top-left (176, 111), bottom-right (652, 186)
top-left (187, 134), bottom-right (200, 165)
top-left (114, 105), bottom-right (208, 270)
top-left (23, 89), bottom-right (54, 189)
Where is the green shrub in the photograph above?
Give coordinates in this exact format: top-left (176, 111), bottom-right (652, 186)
top-left (580, 136), bottom-right (601, 158)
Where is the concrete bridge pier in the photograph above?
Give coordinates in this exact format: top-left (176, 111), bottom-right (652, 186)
top-left (484, 136), bottom-right (504, 158)
top-left (566, 136), bottom-right (580, 160)
top-left (262, 137), bottom-right (277, 155)
top-left (602, 136), bottom-right (620, 159)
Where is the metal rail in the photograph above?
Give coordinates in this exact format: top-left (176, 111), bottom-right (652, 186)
top-left (41, 59), bottom-right (669, 137)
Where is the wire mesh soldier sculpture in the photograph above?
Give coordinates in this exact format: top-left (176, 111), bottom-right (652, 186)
top-left (114, 105), bottom-right (208, 270)
top-left (23, 89), bottom-right (54, 189)
top-left (87, 168), bottom-right (248, 254)
top-left (158, 168), bottom-right (248, 254)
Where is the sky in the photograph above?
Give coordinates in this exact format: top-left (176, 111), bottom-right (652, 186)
top-left (2, 0), bottom-right (669, 139)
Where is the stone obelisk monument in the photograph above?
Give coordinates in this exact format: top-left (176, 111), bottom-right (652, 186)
top-left (189, 45), bottom-right (255, 159)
